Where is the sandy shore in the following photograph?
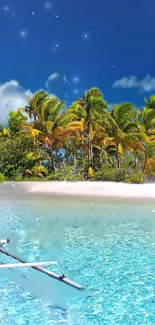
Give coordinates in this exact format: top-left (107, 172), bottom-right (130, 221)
top-left (0, 181), bottom-right (155, 201)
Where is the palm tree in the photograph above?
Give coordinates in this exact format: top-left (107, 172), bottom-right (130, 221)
top-left (105, 104), bottom-right (145, 168)
top-left (23, 96), bottom-right (67, 171)
top-left (111, 102), bottom-right (139, 130)
top-left (8, 111), bottom-right (28, 134)
top-left (143, 141), bottom-right (155, 173)
top-left (62, 87), bottom-right (108, 167)
top-left (142, 105), bottom-right (155, 132)
top-left (23, 90), bottom-right (50, 121)
top-left (145, 95), bottom-right (155, 109)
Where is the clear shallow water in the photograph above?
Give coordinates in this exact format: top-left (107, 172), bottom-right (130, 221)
top-left (0, 197), bottom-right (155, 324)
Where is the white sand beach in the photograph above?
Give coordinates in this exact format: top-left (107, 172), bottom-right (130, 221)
top-left (0, 181), bottom-right (155, 201)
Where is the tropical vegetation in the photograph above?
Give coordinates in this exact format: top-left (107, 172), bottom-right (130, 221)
top-left (0, 88), bottom-right (155, 183)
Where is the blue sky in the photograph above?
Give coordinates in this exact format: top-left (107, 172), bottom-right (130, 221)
top-left (0, 0), bottom-right (155, 121)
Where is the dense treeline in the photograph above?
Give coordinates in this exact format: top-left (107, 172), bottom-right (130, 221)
top-left (0, 87), bottom-right (155, 183)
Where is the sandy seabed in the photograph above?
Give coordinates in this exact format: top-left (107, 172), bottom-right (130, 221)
top-left (0, 181), bottom-right (155, 201)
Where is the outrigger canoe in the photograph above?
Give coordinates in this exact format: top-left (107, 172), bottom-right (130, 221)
top-left (0, 239), bottom-right (84, 292)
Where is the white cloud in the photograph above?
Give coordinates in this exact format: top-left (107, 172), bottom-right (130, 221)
top-left (113, 75), bottom-right (155, 92)
top-left (25, 89), bottom-right (33, 97)
top-left (0, 80), bottom-right (33, 123)
top-left (45, 72), bottom-right (59, 88)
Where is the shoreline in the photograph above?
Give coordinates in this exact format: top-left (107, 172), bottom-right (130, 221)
top-left (1, 181), bottom-right (155, 202)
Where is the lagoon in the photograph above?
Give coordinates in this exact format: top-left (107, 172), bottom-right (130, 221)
top-left (0, 185), bottom-right (155, 324)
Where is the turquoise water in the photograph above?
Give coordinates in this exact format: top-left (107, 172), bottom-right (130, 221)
top-left (0, 197), bottom-right (155, 324)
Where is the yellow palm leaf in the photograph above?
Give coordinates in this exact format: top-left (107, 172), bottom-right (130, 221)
top-left (145, 158), bottom-right (155, 173)
top-left (102, 137), bottom-right (114, 147)
top-left (118, 143), bottom-right (123, 155)
top-left (3, 128), bottom-right (10, 137)
top-left (149, 135), bottom-right (155, 141)
top-left (66, 119), bottom-right (84, 133)
top-left (88, 167), bottom-right (95, 178)
top-left (89, 130), bottom-right (95, 140)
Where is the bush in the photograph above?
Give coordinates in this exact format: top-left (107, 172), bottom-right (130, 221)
top-left (115, 169), bottom-right (126, 182)
top-left (47, 166), bottom-right (85, 181)
top-left (0, 136), bottom-right (38, 178)
top-left (124, 170), bottom-right (145, 184)
top-left (24, 176), bottom-right (48, 182)
top-left (13, 175), bottom-right (23, 181)
top-left (0, 173), bottom-right (5, 183)
top-left (94, 165), bottom-right (126, 182)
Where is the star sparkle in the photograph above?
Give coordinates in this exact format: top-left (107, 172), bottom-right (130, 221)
top-left (2, 4), bottom-right (10, 13)
top-left (73, 87), bottom-right (81, 95)
top-left (53, 12), bottom-right (59, 18)
top-left (72, 75), bottom-right (80, 83)
top-left (19, 29), bottom-right (28, 39)
top-left (82, 32), bottom-right (90, 40)
top-left (52, 42), bottom-right (61, 51)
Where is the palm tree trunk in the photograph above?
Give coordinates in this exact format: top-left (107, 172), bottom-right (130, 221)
top-left (134, 154), bottom-right (138, 168)
top-left (50, 146), bottom-right (55, 171)
top-left (87, 112), bottom-right (93, 167)
top-left (35, 138), bottom-right (41, 166)
top-left (88, 134), bottom-right (91, 166)
top-left (116, 144), bottom-right (121, 168)
top-left (99, 145), bottom-right (103, 166)
top-left (116, 146), bottom-right (120, 168)
top-left (88, 132), bottom-right (93, 167)
top-left (143, 156), bottom-right (147, 172)
top-left (116, 155), bottom-right (120, 168)
top-left (73, 150), bottom-right (76, 168)
top-left (55, 151), bottom-right (59, 168)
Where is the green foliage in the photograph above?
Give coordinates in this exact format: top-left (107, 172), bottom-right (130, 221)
top-left (111, 103), bottom-right (137, 130)
top-left (0, 173), bottom-right (5, 183)
top-left (0, 135), bottom-right (38, 178)
top-left (94, 165), bottom-right (126, 182)
top-left (142, 107), bottom-right (155, 130)
top-left (145, 95), bottom-right (155, 109)
top-left (47, 166), bottom-right (85, 181)
top-left (8, 111), bottom-right (27, 134)
top-left (124, 170), bottom-right (145, 184)
top-left (24, 90), bottom-right (50, 120)
top-left (24, 176), bottom-right (48, 181)
top-left (93, 166), bottom-right (145, 184)
top-left (13, 175), bottom-right (23, 181)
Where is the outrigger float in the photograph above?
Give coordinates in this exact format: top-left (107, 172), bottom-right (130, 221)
top-left (0, 239), bottom-right (84, 291)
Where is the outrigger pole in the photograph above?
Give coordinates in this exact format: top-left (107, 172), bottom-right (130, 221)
top-left (0, 239), bottom-right (84, 291)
